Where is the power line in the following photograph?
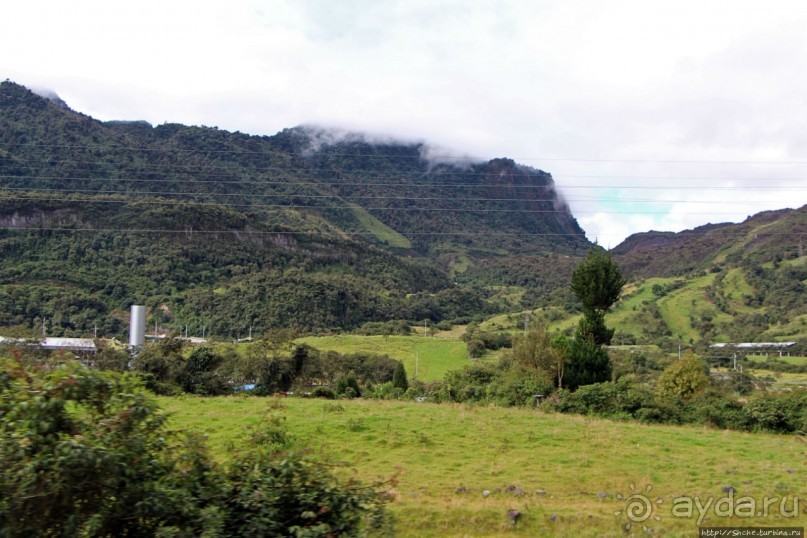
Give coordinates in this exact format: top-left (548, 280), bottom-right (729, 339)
top-left (6, 140), bottom-right (807, 165)
top-left (2, 194), bottom-right (802, 215)
top-left (0, 185), bottom-right (799, 205)
top-left (6, 154), bottom-right (807, 181)
top-left (0, 225), bottom-right (802, 238)
top-left (1, 174), bottom-right (805, 192)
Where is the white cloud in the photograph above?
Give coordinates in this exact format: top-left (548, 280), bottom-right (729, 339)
top-left (2, 0), bottom-right (806, 246)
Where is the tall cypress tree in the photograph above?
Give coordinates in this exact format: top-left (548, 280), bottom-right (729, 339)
top-left (392, 361), bottom-right (409, 391)
top-left (565, 249), bottom-right (626, 389)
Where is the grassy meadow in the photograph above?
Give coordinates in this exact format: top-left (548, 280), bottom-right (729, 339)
top-left (296, 335), bottom-right (470, 381)
top-left (160, 396), bottom-right (807, 537)
top-left (747, 355), bottom-right (807, 366)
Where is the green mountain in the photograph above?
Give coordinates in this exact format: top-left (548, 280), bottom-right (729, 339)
top-left (607, 207), bottom-right (807, 345)
top-left (0, 81), bottom-right (591, 337)
top-left (2, 80), bottom-right (802, 346)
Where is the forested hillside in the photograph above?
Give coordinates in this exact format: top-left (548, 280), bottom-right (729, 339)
top-left (1, 80), bottom-right (803, 344)
top-left (0, 81), bottom-right (590, 337)
top-left (607, 207), bottom-right (807, 345)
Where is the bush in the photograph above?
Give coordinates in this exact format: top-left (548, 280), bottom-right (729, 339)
top-left (656, 353), bottom-right (710, 399)
top-left (744, 391), bottom-right (807, 433)
top-left (488, 366), bottom-right (554, 407)
top-left (0, 359), bottom-right (391, 536)
top-left (392, 361), bottom-right (409, 391)
top-left (438, 363), bottom-right (498, 403)
top-left (335, 371), bottom-right (362, 398)
top-left (177, 346), bottom-right (228, 395)
top-left (547, 378), bottom-right (686, 425)
top-left (681, 389), bottom-right (749, 430)
top-left (311, 386), bottom-right (337, 399)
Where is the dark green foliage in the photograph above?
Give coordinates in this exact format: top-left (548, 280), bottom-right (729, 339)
top-left (743, 391), bottom-right (807, 433)
top-left (124, 337), bottom-right (402, 397)
top-left (712, 371), bottom-right (757, 395)
top-left (487, 366), bottom-right (554, 406)
top-left (545, 375), bottom-right (806, 434)
top-left (0, 81), bottom-right (592, 340)
top-left (354, 320), bottom-right (412, 336)
top-left (575, 308), bottom-right (614, 348)
top-left (434, 363), bottom-right (499, 403)
top-left (0, 359), bottom-right (221, 536)
top-left (93, 345), bottom-right (131, 372)
top-left (335, 371), bottom-right (362, 398)
top-left (547, 378), bottom-right (661, 420)
top-left (510, 327), bottom-right (563, 384)
top-left (561, 249), bottom-right (625, 389)
top-left (0, 358), bottom-right (391, 536)
top-left (558, 337), bottom-right (612, 391)
top-left (177, 346), bottom-right (227, 395)
top-left (129, 336), bottom-right (185, 394)
top-left (221, 451), bottom-right (390, 536)
top-left (310, 387), bottom-right (337, 399)
top-left (462, 325), bottom-right (512, 358)
top-left (392, 361), bottom-right (409, 391)
top-left (570, 249), bottom-right (627, 314)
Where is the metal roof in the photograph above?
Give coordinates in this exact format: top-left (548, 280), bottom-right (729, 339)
top-left (41, 338), bottom-right (97, 351)
top-left (710, 342), bottom-right (796, 349)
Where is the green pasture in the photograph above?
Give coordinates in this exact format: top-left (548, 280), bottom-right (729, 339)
top-left (297, 335), bottom-right (469, 381)
top-left (746, 355), bottom-right (807, 366)
top-left (160, 396), bottom-right (807, 537)
top-left (749, 369), bottom-right (807, 390)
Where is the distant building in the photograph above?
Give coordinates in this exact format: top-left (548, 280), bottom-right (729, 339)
top-left (710, 342), bottom-right (796, 357)
top-left (0, 336), bottom-right (97, 363)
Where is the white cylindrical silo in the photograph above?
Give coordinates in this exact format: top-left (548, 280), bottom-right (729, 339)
top-left (129, 305), bottom-right (146, 347)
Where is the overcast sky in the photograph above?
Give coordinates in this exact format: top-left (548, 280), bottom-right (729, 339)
top-left (3, 0), bottom-right (806, 246)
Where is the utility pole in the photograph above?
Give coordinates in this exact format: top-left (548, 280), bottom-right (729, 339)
top-left (424, 319), bottom-right (428, 338)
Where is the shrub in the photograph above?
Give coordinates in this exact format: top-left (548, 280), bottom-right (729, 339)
top-left (177, 346), bottom-right (228, 395)
top-left (392, 361), bottom-right (409, 391)
top-left (656, 353), bottom-right (710, 400)
top-left (438, 363), bottom-right (498, 403)
top-left (547, 378), bottom-right (682, 424)
top-left (488, 366), bottom-right (554, 407)
top-left (335, 371), bottom-right (361, 398)
top-left (311, 386), bottom-right (337, 399)
top-left (0, 359), bottom-right (391, 536)
top-left (688, 390), bottom-right (751, 430)
top-left (744, 391), bottom-right (807, 433)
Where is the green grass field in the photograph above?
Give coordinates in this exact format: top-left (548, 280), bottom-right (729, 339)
top-left (747, 355), bottom-right (807, 366)
top-left (160, 396), bottom-right (807, 537)
top-left (297, 335), bottom-right (470, 381)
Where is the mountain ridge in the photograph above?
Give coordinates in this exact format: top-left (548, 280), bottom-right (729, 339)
top-left (0, 80), bottom-right (803, 344)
